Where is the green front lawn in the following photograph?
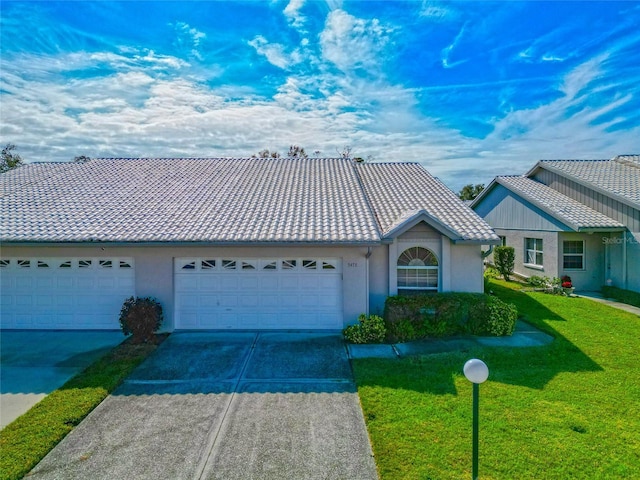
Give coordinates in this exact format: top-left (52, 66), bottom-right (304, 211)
top-left (354, 279), bottom-right (640, 479)
top-left (0, 338), bottom-right (164, 480)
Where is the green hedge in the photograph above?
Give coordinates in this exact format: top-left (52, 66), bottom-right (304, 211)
top-left (343, 314), bottom-right (386, 344)
top-left (384, 293), bottom-right (517, 343)
top-left (601, 286), bottom-right (640, 308)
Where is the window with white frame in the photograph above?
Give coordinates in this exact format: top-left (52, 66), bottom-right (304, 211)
top-left (563, 240), bottom-right (584, 269)
top-left (525, 238), bottom-right (543, 266)
top-left (397, 246), bottom-right (439, 293)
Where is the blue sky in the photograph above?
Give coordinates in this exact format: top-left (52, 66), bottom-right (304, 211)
top-left (1, 1), bottom-right (639, 190)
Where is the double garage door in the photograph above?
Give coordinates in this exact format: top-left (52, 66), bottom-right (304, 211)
top-left (0, 256), bottom-right (344, 330)
top-left (0, 257), bottom-right (135, 330)
top-left (175, 257), bottom-right (343, 330)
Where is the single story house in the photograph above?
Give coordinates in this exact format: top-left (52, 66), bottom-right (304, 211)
top-left (0, 157), bottom-right (499, 331)
top-left (471, 155), bottom-right (639, 293)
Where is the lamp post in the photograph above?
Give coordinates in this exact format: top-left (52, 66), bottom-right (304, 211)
top-left (463, 359), bottom-right (489, 480)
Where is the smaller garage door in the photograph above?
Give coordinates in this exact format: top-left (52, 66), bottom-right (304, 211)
top-left (0, 258), bottom-right (135, 330)
top-left (175, 257), bottom-right (343, 330)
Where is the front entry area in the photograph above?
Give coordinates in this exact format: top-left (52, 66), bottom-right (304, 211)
top-left (174, 257), bottom-right (343, 329)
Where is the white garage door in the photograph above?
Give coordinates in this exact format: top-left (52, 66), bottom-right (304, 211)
top-left (175, 257), bottom-right (343, 330)
top-left (0, 258), bottom-right (135, 330)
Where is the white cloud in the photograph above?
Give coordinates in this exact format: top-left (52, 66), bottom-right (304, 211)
top-left (1, 8), bottom-right (637, 193)
top-left (441, 23), bottom-right (468, 69)
top-left (419, 1), bottom-right (457, 21)
top-left (320, 9), bottom-right (394, 73)
top-left (284, 0), bottom-right (306, 29)
top-left (248, 35), bottom-right (302, 69)
top-left (172, 22), bottom-right (206, 60)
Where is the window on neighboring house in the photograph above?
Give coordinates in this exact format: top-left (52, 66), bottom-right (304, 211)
top-left (397, 247), bottom-right (439, 293)
top-left (563, 240), bottom-right (584, 269)
top-left (525, 238), bottom-right (543, 266)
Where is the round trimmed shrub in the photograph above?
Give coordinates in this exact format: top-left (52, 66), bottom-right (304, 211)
top-left (119, 296), bottom-right (163, 344)
top-left (343, 314), bottom-right (386, 344)
top-left (468, 296), bottom-right (517, 336)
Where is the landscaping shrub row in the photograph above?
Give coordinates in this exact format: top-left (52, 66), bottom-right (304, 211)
top-left (344, 292), bottom-right (518, 344)
top-left (384, 293), bottom-right (517, 342)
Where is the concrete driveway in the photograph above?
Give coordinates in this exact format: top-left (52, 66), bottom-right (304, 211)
top-left (27, 332), bottom-right (378, 480)
top-left (0, 330), bottom-right (123, 428)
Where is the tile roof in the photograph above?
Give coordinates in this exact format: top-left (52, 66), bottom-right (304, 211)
top-left (495, 176), bottom-right (625, 231)
top-left (356, 163), bottom-right (500, 242)
top-left (533, 157), bottom-right (640, 208)
top-left (1, 158), bottom-right (496, 244)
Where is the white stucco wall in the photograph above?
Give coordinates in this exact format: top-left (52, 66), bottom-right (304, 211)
top-left (491, 229), bottom-right (559, 280)
top-left (1, 244), bottom-right (370, 330)
top-left (449, 243), bottom-right (485, 292)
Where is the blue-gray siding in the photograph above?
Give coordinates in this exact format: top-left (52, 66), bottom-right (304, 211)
top-left (533, 169), bottom-right (640, 232)
top-left (473, 184), bottom-right (570, 232)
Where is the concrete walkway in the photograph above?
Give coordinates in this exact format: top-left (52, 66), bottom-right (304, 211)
top-left (27, 332), bottom-right (378, 480)
top-left (575, 292), bottom-right (640, 316)
top-left (0, 331), bottom-right (123, 428)
top-left (347, 320), bottom-right (554, 359)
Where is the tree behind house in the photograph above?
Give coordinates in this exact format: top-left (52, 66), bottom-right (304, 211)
top-left (458, 183), bottom-right (484, 200)
top-left (1, 143), bottom-right (24, 173)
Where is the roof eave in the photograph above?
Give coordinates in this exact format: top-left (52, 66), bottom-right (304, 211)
top-left (0, 239), bottom-right (385, 248)
top-left (494, 178), bottom-right (626, 233)
top-left (469, 178), bottom-right (500, 209)
top-left (382, 210), bottom-right (463, 241)
top-left (530, 162), bottom-right (640, 211)
top-left (576, 226), bottom-right (627, 233)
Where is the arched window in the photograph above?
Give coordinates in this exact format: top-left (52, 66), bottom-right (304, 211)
top-left (397, 247), bottom-right (439, 293)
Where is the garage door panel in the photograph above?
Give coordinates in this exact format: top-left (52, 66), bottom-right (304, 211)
top-left (36, 277), bottom-right (54, 288)
top-left (179, 312), bottom-right (198, 328)
top-left (0, 257), bottom-right (135, 330)
top-left (198, 295), bottom-right (217, 308)
top-left (56, 296), bottom-right (74, 307)
top-left (119, 277), bottom-right (135, 289)
top-left (15, 295), bottom-right (33, 307)
top-left (318, 296), bottom-right (340, 307)
top-left (279, 295), bottom-right (300, 308)
top-left (222, 277), bottom-right (239, 289)
top-left (300, 294), bottom-right (319, 307)
top-left (16, 277), bottom-right (33, 288)
top-left (239, 314), bottom-right (259, 328)
top-left (175, 257), bottom-right (342, 330)
top-left (176, 276), bottom-right (198, 290)
top-left (239, 276), bottom-right (259, 289)
top-left (35, 296), bottom-right (53, 307)
top-left (76, 296), bottom-right (96, 307)
top-left (56, 277), bottom-right (74, 288)
top-left (15, 314), bottom-right (34, 327)
top-left (35, 315), bottom-right (60, 327)
top-left (260, 296), bottom-right (280, 307)
top-left (200, 276), bottom-right (220, 289)
top-left (240, 296), bottom-right (258, 307)
top-left (259, 277), bottom-right (278, 290)
top-left (280, 276), bottom-right (300, 289)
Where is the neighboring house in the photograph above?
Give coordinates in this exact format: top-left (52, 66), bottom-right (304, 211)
top-left (472, 155), bottom-right (640, 293)
top-left (0, 157), bottom-right (499, 331)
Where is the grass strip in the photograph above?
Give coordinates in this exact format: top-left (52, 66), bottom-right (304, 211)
top-left (355, 279), bottom-right (640, 479)
top-left (0, 340), bottom-right (162, 480)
